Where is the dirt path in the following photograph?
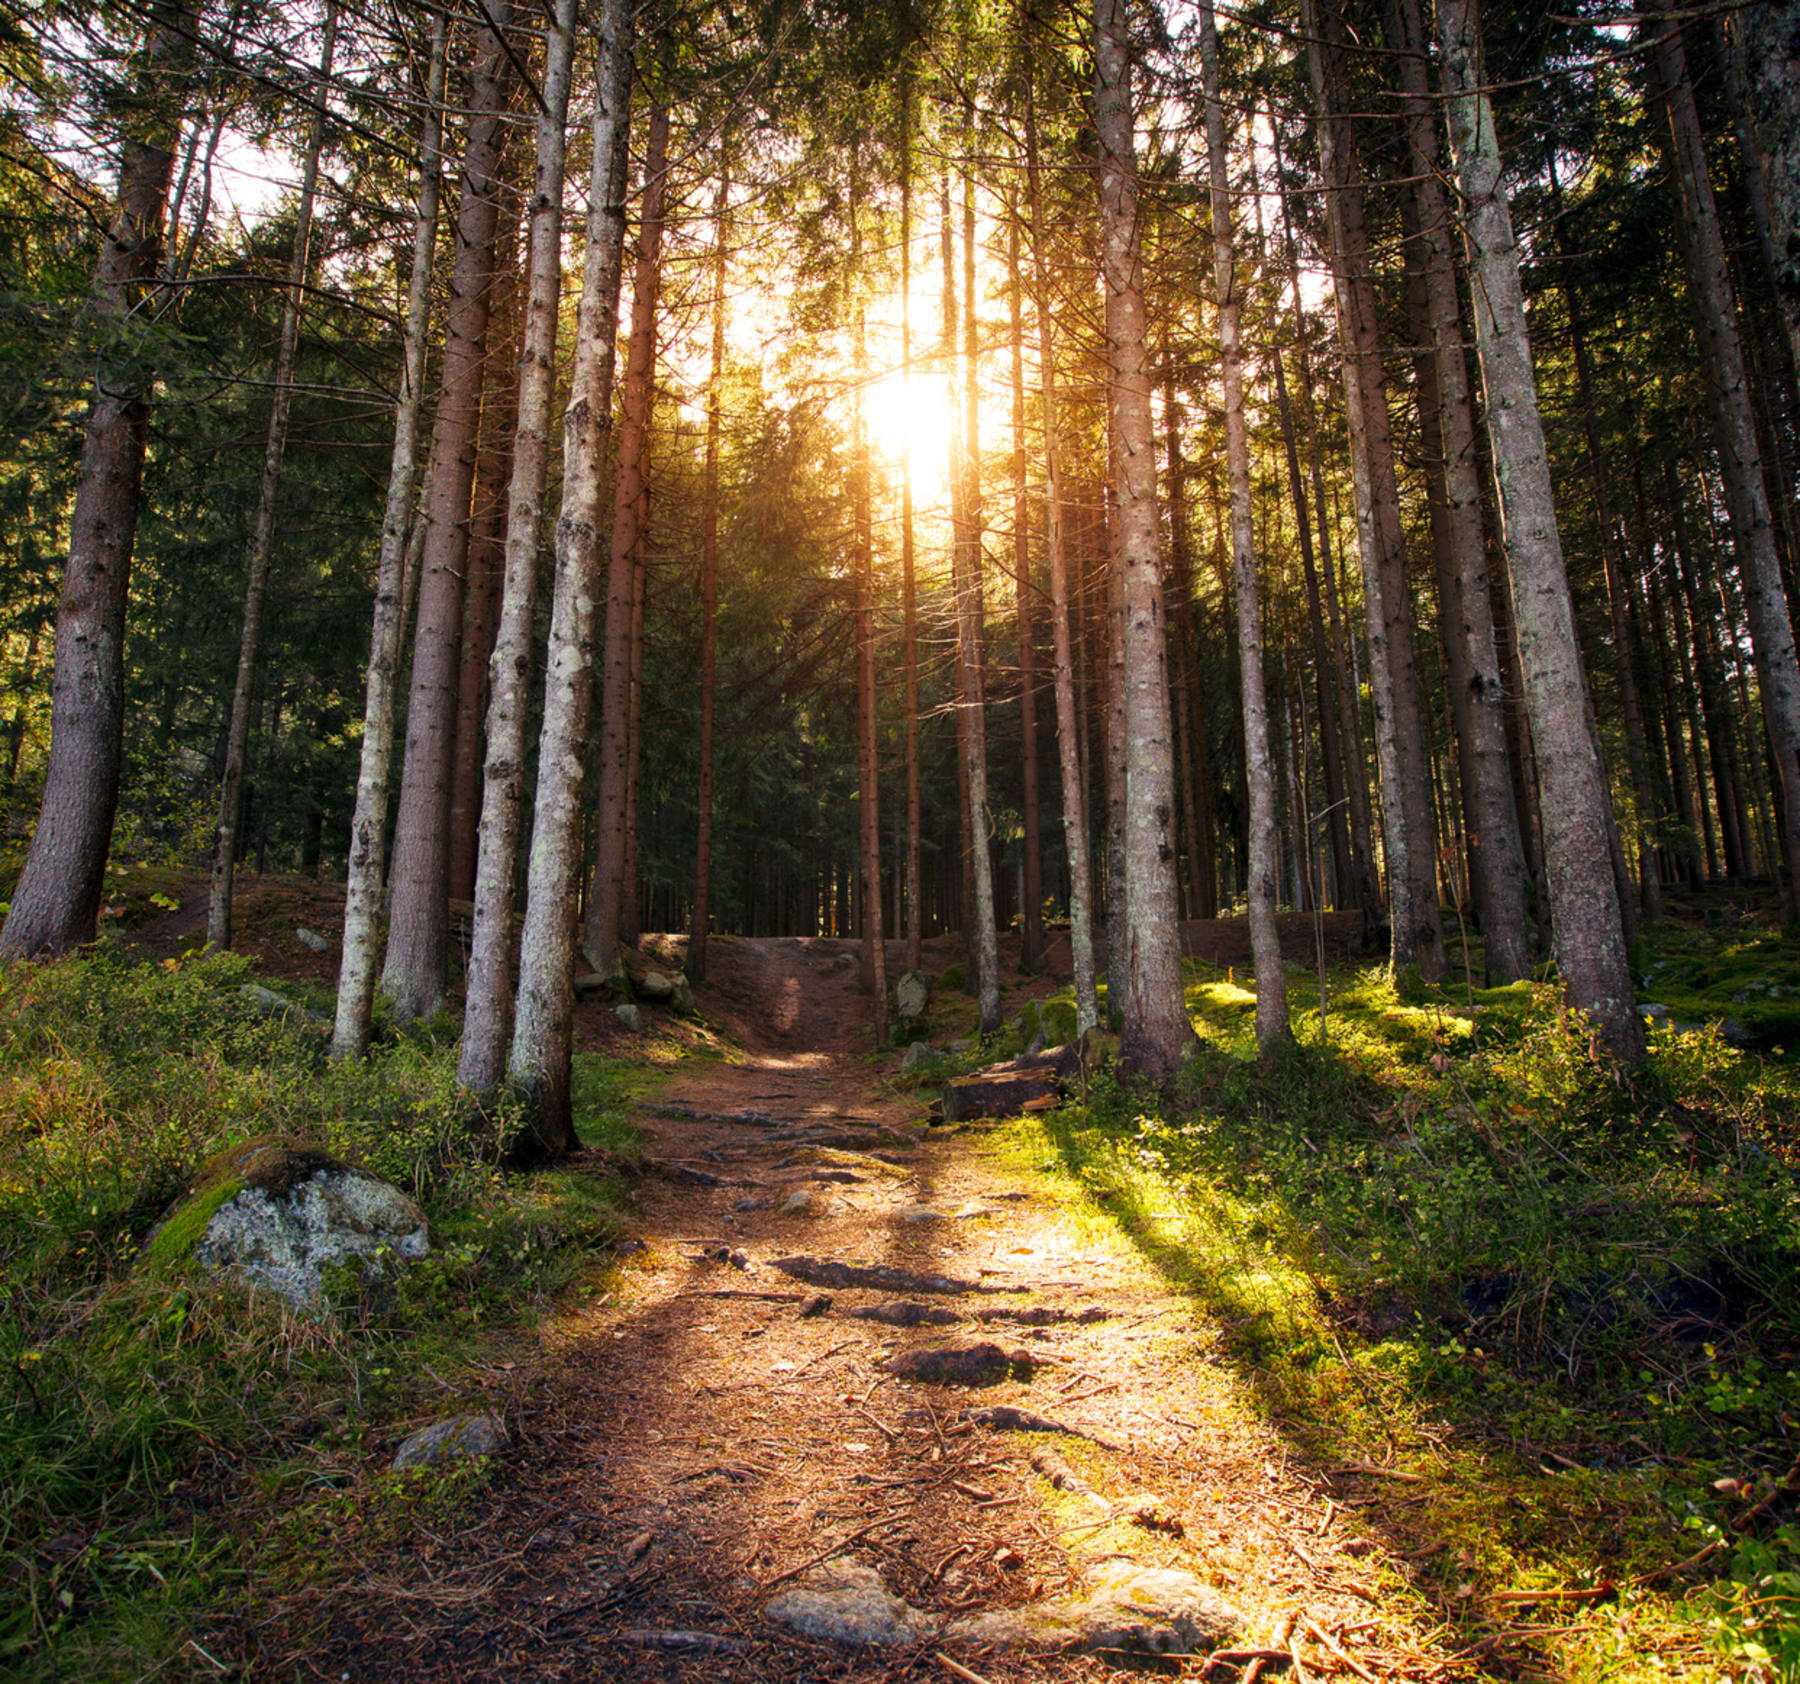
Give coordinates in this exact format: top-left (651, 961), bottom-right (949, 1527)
top-left (283, 939), bottom-right (1460, 1682)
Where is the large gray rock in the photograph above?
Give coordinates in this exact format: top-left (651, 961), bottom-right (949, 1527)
top-left (900, 1040), bottom-right (942, 1076)
top-left (392, 1412), bottom-right (508, 1471)
top-left (615, 1002), bottom-right (643, 1032)
top-left (669, 974), bottom-right (695, 1015)
top-left (764, 1561), bottom-right (937, 1647)
top-left (894, 970), bottom-right (932, 1022)
top-left (294, 926), bottom-right (330, 954)
top-left (947, 1559), bottom-right (1239, 1657)
top-left (637, 969), bottom-right (676, 1001)
top-left (157, 1138), bottom-right (430, 1309)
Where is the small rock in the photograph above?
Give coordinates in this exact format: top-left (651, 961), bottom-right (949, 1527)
top-left (948, 1036), bottom-right (977, 1054)
top-left (899, 1040), bottom-right (942, 1076)
top-left (780, 1189), bottom-right (818, 1215)
top-left (764, 1560), bottom-right (937, 1647)
top-left (615, 1002), bottom-right (642, 1032)
top-left (800, 1293), bottom-right (834, 1317)
top-left (391, 1412), bottom-right (507, 1471)
top-left (731, 1196), bottom-right (768, 1212)
top-left (294, 926), bottom-right (329, 953)
top-left (898, 1205), bottom-right (949, 1223)
top-left (946, 1559), bottom-right (1239, 1657)
top-left (637, 970), bottom-right (676, 1001)
top-left (885, 1342), bottom-right (1032, 1386)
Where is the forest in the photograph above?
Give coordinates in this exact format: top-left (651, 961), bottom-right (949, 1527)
top-left (5, 0), bottom-right (1800, 1676)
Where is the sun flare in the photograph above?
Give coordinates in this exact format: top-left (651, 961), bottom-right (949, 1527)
top-left (864, 372), bottom-right (953, 499)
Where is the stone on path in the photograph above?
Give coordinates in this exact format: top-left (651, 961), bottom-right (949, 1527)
top-left (946, 1558), bottom-right (1239, 1658)
top-left (884, 1341), bottom-right (1034, 1386)
top-left (764, 1560), bottom-right (937, 1647)
top-left (770, 1255), bottom-right (1020, 1297)
top-left (391, 1412), bottom-right (508, 1471)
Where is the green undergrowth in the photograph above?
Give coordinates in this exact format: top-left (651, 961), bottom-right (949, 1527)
top-left (1637, 920), bottom-right (1800, 1050)
top-left (1016, 950), bottom-right (1800, 1682)
top-left (0, 947), bottom-right (655, 1677)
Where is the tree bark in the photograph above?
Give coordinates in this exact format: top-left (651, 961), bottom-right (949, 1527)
top-left (1095, 0), bottom-right (1195, 1074)
top-left (1301, 0), bottom-right (1446, 981)
top-left (506, 0), bottom-right (634, 1152)
top-left (331, 12), bottom-right (449, 1058)
top-left (1647, 0), bottom-right (1800, 922)
top-left (1023, 47), bottom-right (1099, 1030)
top-left (900, 74), bottom-right (924, 977)
top-left (2, 2), bottom-right (194, 958)
top-left (207, 2), bottom-right (336, 953)
top-left (689, 167), bottom-right (729, 985)
top-left (1008, 205), bottom-right (1044, 975)
top-left (1200, 0), bottom-right (1287, 1051)
top-left (1438, 0), bottom-right (1645, 1059)
top-left (456, 0), bottom-right (578, 1098)
top-left (1738, 4), bottom-right (1800, 382)
top-left (381, 4), bottom-right (516, 1021)
top-left (584, 100), bottom-right (670, 977)
top-left (1389, 0), bottom-right (1531, 978)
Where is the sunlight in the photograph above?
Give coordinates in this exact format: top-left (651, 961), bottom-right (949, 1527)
top-left (865, 368), bottom-right (952, 503)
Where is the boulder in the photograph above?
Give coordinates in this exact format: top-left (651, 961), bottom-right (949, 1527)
top-left (669, 974), bottom-right (695, 1015)
top-left (392, 1412), bottom-right (508, 1471)
top-left (615, 1002), bottom-right (642, 1032)
top-left (294, 926), bottom-right (330, 954)
top-left (894, 970), bottom-right (932, 1022)
top-left (148, 1137), bottom-right (429, 1309)
top-left (637, 969), bottom-right (676, 1002)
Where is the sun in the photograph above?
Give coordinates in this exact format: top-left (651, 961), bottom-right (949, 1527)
top-left (864, 370), bottom-right (953, 502)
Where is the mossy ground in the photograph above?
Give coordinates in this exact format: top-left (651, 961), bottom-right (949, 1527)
top-left (986, 908), bottom-right (1800, 1682)
top-left (0, 945), bottom-right (673, 1678)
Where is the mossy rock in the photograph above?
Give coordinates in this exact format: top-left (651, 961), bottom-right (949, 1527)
top-left (939, 963), bottom-right (968, 993)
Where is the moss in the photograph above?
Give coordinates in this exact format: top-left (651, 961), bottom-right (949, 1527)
top-left (142, 1175), bottom-right (243, 1269)
top-left (939, 962), bottom-right (967, 992)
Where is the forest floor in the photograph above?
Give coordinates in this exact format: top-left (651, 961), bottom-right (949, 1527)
top-left (244, 925), bottom-right (1473, 1683)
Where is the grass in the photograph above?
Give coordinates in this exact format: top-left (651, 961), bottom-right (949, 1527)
top-left (0, 945), bottom-right (660, 1677)
top-left (1006, 928), bottom-right (1800, 1682)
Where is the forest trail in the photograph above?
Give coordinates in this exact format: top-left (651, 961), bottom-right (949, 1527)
top-left (277, 936), bottom-right (1459, 1681)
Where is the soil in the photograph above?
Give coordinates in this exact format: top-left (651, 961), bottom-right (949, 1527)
top-left (215, 917), bottom-right (1469, 1683)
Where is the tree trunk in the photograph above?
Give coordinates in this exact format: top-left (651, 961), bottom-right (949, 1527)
top-left (2, 3), bottom-right (194, 958)
top-left (689, 168), bottom-right (729, 985)
top-left (850, 145), bottom-right (889, 1043)
top-left (207, 2), bottom-right (336, 953)
top-left (1738, 3), bottom-right (1800, 380)
top-left (448, 220), bottom-right (522, 905)
top-left (456, 0), bottom-right (578, 1098)
top-left (332, 11), bottom-right (449, 1057)
top-left (381, 5), bottom-right (516, 1021)
top-left (1648, 0), bottom-right (1800, 922)
top-left (900, 76), bottom-right (924, 977)
top-left (1024, 47), bottom-right (1099, 1030)
top-left (584, 100), bottom-right (670, 976)
top-left (1008, 207), bottom-right (1044, 975)
top-left (1390, 0), bottom-right (1531, 977)
top-left (1095, 0), bottom-right (1195, 1074)
top-left (1438, 0), bottom-right (1645, 1058)
top-left (1301, 0), bottom-right (1446, 981)
top-left (1200, 0), bottom-right (1287, 1050)
top-left (506, 0), bottom-right (634, 1152)
top-left (951, 153), bottom-right (1001, 1035)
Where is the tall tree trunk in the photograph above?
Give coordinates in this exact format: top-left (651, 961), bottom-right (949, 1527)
top-left (1095, 0), bottom-right (1195, 1073)
top-left (689, 168), bottom-right (729, 985)
top-left (850, 144), bottom-right (889, 1042)
top-left (621, 479), bottom-right (648, 945)
top-left (950, 151), bottom-right (1001, 1034)
top-left (2, 3), bottom-right (194, 958)
top-left (1200, 0), bottom-right (1286, 1050)
top-left (1390, 0), bottom-right (1531, 977)
top-left (1438, 0), bottom-right (1645, 1058)
top-left (506, 0), bottom-right (634, 1151)
top-left (900, 73), bottom-right (924, 977)
top-left (457, 0), bottom-right (578, 1098)
top-left (1024, 47), bottom-right (1099, 1030)
top-left (585, 101), bottom-right (669, 976)
top-left (1647, 0), bottom-right (1800, 922)
top-left (1008, 206), bottom-right (1044, 975)
top-left (1301, 0), bottom-right (1446, 981)
top-left (381, 5), bottom-right (516, 1020)
top-left (333, 10), bottom-right (449, 1057)
top-left (448, 223), bottom-right (522, 904)
top-left (207, 2), bottom-right (336, 953)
